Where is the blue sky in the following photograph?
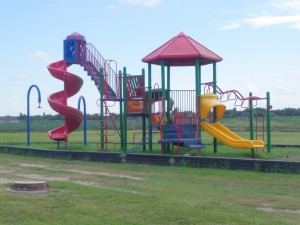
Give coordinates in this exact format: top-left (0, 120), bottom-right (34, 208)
top-left (0, 0), bottom-right (299, 116)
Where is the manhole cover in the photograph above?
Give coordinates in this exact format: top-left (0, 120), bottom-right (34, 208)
top-left (7, 181), bottom-right (50, 193)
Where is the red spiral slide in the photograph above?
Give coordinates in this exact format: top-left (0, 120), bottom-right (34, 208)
top-left (47, 60), bottom-right (83, 142)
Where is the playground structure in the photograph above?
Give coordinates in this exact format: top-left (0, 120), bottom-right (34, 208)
top-left (47, 32), bottom-right (271, 156)
top-left (48, 60), bottom-right (84, 142)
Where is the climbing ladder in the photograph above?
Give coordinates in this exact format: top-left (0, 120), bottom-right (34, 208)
top-left (202, 82), bottom-right (265, 108)
top-left (96, 101), bottom-right (121, 151)
top-left (128, 127), bottom-right (160, 153)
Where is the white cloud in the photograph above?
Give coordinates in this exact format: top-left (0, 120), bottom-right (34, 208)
top-left (220, 22), bottom-right (240, 30)
top-left (28, 51), bottom-right (53, 63)
top-left (244, 14), bottom-right (300, 29)
top-left (119, 0), bottom-right (161, 7)
top-left (221, 0), bottom-right (300, 30)
top-left (275, 0), bottom-right (300, 11)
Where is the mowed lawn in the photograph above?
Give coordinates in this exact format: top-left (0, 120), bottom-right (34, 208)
top-left (1, 130), bottom-right (300, 161)
top-left (0, 154), bottom-right (299, 225)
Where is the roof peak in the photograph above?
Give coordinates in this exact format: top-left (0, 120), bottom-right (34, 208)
top-left (66, 32), bottom-right (86, 41)
top-left (142, 32), bottom-right (222, 66)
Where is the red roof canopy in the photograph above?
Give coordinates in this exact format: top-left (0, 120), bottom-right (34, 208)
top-left (66, 32), bottom-right (86, 41)
top-left (142, 32), bottom-right (222, 66)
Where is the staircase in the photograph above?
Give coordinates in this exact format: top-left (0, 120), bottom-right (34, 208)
top-left (76, 42), bottom-right (119, 100)
top-left (159, 124), bottom-right (205, 150)
top-left (128, 127), bottom-right (160, 153)
top-left (62, 36), bottom-right (123, 150)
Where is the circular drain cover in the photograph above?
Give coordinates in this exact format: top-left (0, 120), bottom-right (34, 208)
top-left (7, 181), bottom-right (50, 193)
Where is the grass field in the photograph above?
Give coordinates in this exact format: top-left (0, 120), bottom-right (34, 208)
top-left (0, 154), bottom-right (299, 225)
top-left (1, 117), bottom-right (300, 161)
top-left (1, 130), bottom-right (300, 161)
top-left (0, 118), bottom-right (299, 224)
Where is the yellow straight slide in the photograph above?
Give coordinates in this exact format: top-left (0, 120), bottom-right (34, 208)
top-left (201, 122), bottom-right (265, 149)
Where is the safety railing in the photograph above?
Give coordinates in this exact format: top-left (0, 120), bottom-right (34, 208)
top-left (202, 82), bottom-right (266, 108)
top-left (76, 41), bottom-right (120, 99)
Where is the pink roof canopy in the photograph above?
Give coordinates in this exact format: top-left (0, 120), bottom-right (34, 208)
top-left (66, 32), bottom-right (86, 41)
top-left (142, 32), bottom-right (222, 66)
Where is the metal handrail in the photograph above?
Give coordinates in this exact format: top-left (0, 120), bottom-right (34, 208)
top-left (202, 82), bottom-right (266, 108)
top-left (76, 42), bottom-right (120, 99)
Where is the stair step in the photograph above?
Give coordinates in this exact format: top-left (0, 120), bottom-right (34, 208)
top-left (164, 124), bottom-right (196, 140)
top-left (185, 144), bottom-right (205, 149)
top-left (158, 138), bottom-right (205, 149)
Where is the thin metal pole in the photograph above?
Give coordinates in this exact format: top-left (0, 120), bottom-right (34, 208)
top-left (249, 92), bottom-right (254, 158)
top-left (99, 68), bottom-right (104, 150)
top-left (161, 60), bottom-right (166, 153)
top-left (122, 67), bottom-right (128, 153)
top-left (78, 96), bottom-right (87, 145)
top-left (148, 63), bottom-right (153, 152)
top-left (166, 65), bottom-right (171, 152)
top-left (195, 59), bottom-right (201, 156)
top-left (167, 65), bottom-right (171, 122)
top-left (27, 84), bottom-right (41, 146)
top-left (142, 68), bottom-right (146, 152)
top-left (213, 62), bottom-right (217, 154)
top-left (266, 91), bottom-right (271, 153)
top-left (119, 70), bottom-right (124, 150)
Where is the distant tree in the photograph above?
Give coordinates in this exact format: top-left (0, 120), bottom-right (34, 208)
top-left (18, 113), bottom-right (26, 121)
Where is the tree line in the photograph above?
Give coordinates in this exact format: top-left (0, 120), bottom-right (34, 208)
top-left (16, 107), bottom-right (300, 121)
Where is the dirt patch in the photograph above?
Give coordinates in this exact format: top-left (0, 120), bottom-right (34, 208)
top-left (66, 169), bottom-right (143, 181)
top-left (19, 164), bottom-right (48, 168)
top-left (0, 170), bottom-right (14, 173)
top-left (257, 207), bottom-right (300, 214)
top-left (17, 174), bottom-right (69, 181)
top-left (72, 180), bottom-right (140, 194)
top-left (0, 177), bottom-right (12, 184)
top-left (11, 174), bottom-right (141, 194)
top-left (18, 164), bottom-right (143, 181)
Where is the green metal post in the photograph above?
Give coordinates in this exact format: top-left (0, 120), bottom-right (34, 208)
top-left (142, 68), bottom-right (146, 152)
top-left (161, 60), bottom-right (166, 101)
top-left (195, 58), bottom-right (201, 139)
top-left (122, 67), bottom-right (127, 153)
top-left (195, 58), bottom-right (202, 156)
top-left (147, 63), bottom-right (153, 152)
top-left (266, 91), bottom-right (271, 153)
top-left (142, 116), bottom-right (146, 152)
top-left (99, 68), bottom-right (105, 150)
top-left (167, 65), bottom-right (171, 122)
top-left (119, 70), bottom-right (124, 151)
top-left (161, 60), bottom-right (166, 153)
top-left (166, 65), bottom-right (171, 152)
top-left (213, 62), bottom-right (217, 154)
top-left (249, 92), bottom-right (254, 158)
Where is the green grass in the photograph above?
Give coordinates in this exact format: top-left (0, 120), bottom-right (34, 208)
top-left (1, 117), bottom-right (300, 161)
top-left (1, 129), bottom-right (300, 161)
top-left (0, 154), bottom-right (299, 225)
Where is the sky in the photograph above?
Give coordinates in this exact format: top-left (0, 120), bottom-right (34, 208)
top-left (0, 0), bottom-right (300, 116)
